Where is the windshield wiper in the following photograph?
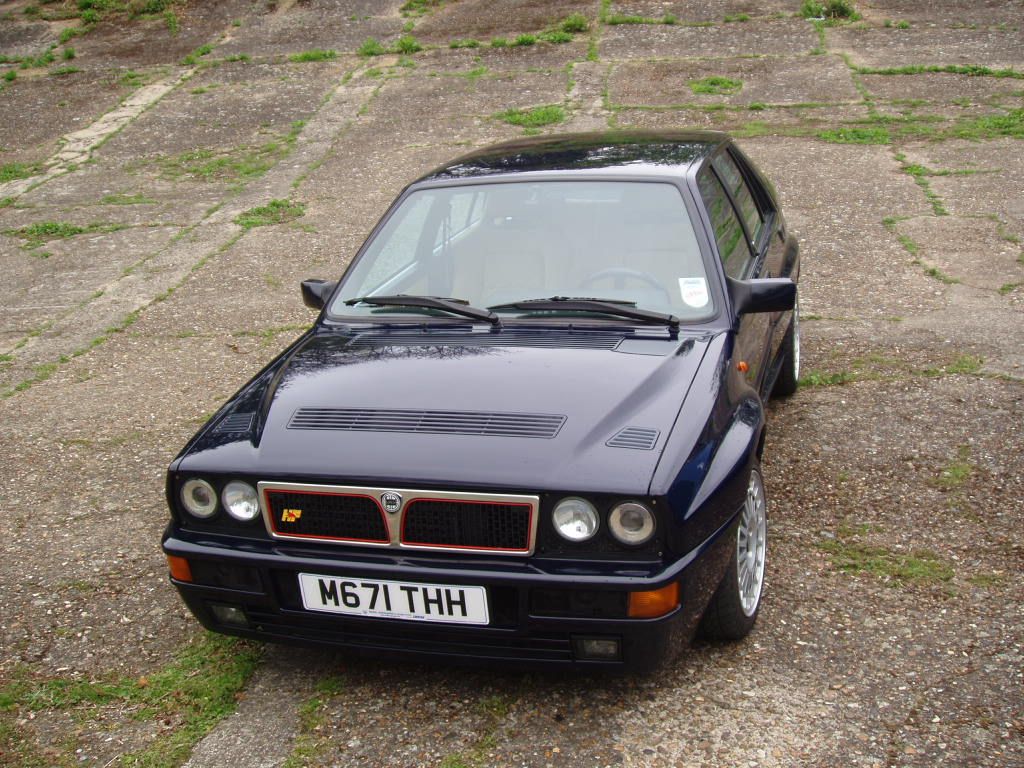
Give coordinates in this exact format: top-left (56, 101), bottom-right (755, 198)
top-left (488, 296), bottom-right (679, 328)
top-left (345, 295), bottom-right (500, 325)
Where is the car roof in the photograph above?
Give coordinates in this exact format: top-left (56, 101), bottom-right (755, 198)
top-left (417, 130), bottom-right (729, 183)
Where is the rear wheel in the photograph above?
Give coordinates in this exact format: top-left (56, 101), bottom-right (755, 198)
top-left (772, 294), bottom-right (800, 397)
top-left (699, 465), bottom-right (768, 641)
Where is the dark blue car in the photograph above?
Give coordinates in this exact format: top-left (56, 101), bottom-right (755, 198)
top-left (163, 131), bottom-right (800, 672)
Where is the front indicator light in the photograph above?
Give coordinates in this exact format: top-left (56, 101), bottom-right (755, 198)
top-left (609, 502), bottom-right (656, 546)
top-left (222, 481), bottom-right (260, 522)
top-left (181, 478), bottom-right (217, 518)
top-left (552, 497), bottom-right (599, 542)
top-left (628, 582), bottom-right (679, 618)
top-left (167, 555), bottom-right (192, 582)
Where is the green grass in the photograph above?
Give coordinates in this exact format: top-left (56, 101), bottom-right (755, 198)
top-left (724, 12), bottom-right (750, 22)
top-left (62, 47), bottom-right (76, 60)
top-left (49, 65), bottom-right (81, 76)
top-left (288, 48), bottom-right (337, 62)
top-left (511, 34), bottom-right (536, 47)
top-left (818, 125), bottom-right (890, 143)
top-left (2, 70), bottom-right (15, 82)
top-left (495, 104), bottom-right (565, 128)
top-left (400, 0), bottom-right (441, 16)
top-left (540, 30), bottom-right (573, 43)
top-left (689, 76), bottom-right (742, 95)
top-left (181, 43), bottom-right (213, 66)
top-left (357, 37), bottom-right (386, 56)
top-left (1, 634), bottom-right (261, 767)
top-left (798, 369), bottom-right (856, 387)
top-left (819, 540), bottom-right (953, 584)
top-left (605, 13), bottom-right (681, 25)
top-left (19, 48), bottom-right (56, 69)
top-left (3, 221), bottom-right (127, 249)
top-left (935, 446), bottom-right (973, 488)
top-left (0, 196), bottom-right (15, 208)
top-left (449, 38), bottom-right (479, 49)
top-left (164, 8), bottom-right (178, 34)
top-left (490, 37), bottom-right (508, 48)
top-left (100, 192), bottom-right (156, 205)
top-left (153, 122), bottom-right (304, 184)
top-left (923, 354), bottom-right (983, 376)
top-left (852, 64), bottom-right (1024, 79)
top-left (393, 34), bottom-right (423, 54)
top-left (561, 12), bottom-right (589, 33)
top-left (800, 0), bottom-right (860, 20)
top-left (234, 199), bottom-right (306, 228)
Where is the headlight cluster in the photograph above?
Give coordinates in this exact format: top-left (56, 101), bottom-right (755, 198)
top-left (551, 498), bottom-right (656, 546)
top-left (179, 478), bottom-right (260, 523)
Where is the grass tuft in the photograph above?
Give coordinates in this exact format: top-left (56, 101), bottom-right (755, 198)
top-left (234, 199), bottom-right (306, 228)
top-left (689, 76), bottom-right (742, 95)
top-left (288, 48), bottom-right (337, 62)
top-left (495, 104), bottom-right (565, 128)
top-left (819, 540), bottom-right (953, 584)
top-left (357, 37), bottom-right (386, 56)
top-left (393, 35), bottom-right (423, 54)
top-left (818, 126), bottom-right (889, 144)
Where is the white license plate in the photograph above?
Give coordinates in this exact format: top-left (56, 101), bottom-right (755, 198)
top-left (298, 573), bottom-right (489, 625)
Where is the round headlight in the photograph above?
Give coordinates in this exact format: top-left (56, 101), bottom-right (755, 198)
top-left (222, 481), bottom-right (260, 522)
top-left (552, 497), bottom-right (599, 542)
top-left (609, 502), bottom-right (656, 546)
top-left (181, 478), bottom-right (217, 518)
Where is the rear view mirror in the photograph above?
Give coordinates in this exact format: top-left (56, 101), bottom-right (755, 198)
top-left (727, 277), bottom-right (796, 316)
top-left (301, 279), bottom-right (336, 310)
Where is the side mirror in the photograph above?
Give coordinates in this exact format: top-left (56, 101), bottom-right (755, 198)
top-left (300, 279), bottom-right (337, 310)
top-left (727, 277), bottom-right (796, 316)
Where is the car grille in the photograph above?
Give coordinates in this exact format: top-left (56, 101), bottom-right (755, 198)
top-left (402, 499), bottom-right (533, 552)
top-left (259, 483), bottom-right (539, 555)
top-left (265, 490), bottom-right (389, 543)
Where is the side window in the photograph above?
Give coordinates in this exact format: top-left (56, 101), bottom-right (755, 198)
top-left (712, 152), bottom-right (763, 246)
top-left (359, 193), bottom-right (434, 291)
top-left (698, 169), bottom-right (753, 279)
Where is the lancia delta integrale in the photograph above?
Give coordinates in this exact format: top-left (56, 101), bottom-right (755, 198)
top-left (163, 131), bottom-right (800, 672)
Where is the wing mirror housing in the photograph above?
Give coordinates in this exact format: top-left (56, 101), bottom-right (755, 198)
top-left (301, 279), bottom-right (337, 310)
top-left (727, 277), bottom-right (796, 316)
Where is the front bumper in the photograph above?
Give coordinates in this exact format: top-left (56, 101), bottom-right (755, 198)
top-left (163, 525), bottom-right (729, 673)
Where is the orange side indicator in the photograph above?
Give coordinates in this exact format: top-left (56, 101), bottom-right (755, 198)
top-left (167, 555), bottom-right (193, 582)
top-left (628, 582), bottom-right (679, 618)
top-left (737, 361), bottom-right (749, 373)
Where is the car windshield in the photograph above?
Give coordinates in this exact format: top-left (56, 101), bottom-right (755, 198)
top-left (329, 180), bottom-right (715, 322)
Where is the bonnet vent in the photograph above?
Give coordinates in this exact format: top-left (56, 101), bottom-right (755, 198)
top-left (606, 427), bottom-right (660, 450)
top-left (348, 330), bottom-right (622, 351)
top-left (214, 412), bottom-right (254, 433)
top-left (289, 408), bottom-right (566, 439)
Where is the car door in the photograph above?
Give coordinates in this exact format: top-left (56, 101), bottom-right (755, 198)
top-left (696, 155), bottom-right (772, 394)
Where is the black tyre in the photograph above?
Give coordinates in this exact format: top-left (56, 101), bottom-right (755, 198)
top-left (772, 294), bottom-right (800, 397)
top-left (699, 465), bottom-right (768, 641)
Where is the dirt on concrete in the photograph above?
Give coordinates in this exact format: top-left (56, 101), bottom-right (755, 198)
top-left (1, 0), bottom-right (1022, 766)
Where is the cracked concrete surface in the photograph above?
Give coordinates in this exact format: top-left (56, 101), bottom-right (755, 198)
top-left (1, 0), bottom-right (1022, 766)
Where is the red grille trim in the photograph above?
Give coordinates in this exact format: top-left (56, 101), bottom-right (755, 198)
top-left (264, 489), bottom-right (390, 544)
top-left (400, 497), bottom-right (534, 553)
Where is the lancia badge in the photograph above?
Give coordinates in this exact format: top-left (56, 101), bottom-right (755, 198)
top-left (381, 492), bottom-right (402, 513)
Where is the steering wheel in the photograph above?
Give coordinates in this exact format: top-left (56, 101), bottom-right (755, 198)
top-left (578, 267), bottom-right (672, 304)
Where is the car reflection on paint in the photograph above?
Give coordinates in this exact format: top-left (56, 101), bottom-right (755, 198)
top-left (163, 131), bottom-right (800, 672)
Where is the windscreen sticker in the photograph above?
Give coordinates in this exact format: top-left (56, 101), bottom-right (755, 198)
top-left (679, 277), bottom-right (709, 308)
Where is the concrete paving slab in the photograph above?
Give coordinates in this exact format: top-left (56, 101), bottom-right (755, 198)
top-left (94, 60), bottom-right (347, 162)
top-left (217, 2), bottom-right (403, 59)
top-left (860, 71), bottom-right (1024, 105)
top-left (413, 0), bottom-right (595, 42)
top-left (897, 215), bottom-right (1024, 292)
top-left (609, 55), bottom-right (862, 107)
top-left (601, 18), bottom-right (819, 59)
top-left (0, 68), bottom-right (132, 165)
top-left (609, 0), bottom-right (795, 24)
top-left (415, 39), bottom-right (588, 72)
top-left (898, 139), bottom-right (1024, 236)
top-left (856, 0), bottom-right (1024, 28)
top-left (827, 24), bottom-right (1024, 69)
top-left (0, 18), bottom-right (54, 58)
top-left (613, 103), bottom-right (869, 133)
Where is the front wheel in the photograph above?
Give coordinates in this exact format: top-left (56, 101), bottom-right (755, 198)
top-left (699, 465), bottom-right (768, 641)
top-left (772, 294), bottom-right (800, 397)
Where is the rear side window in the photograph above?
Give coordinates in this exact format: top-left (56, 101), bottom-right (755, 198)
top-left (698, 169), bottom-right (752, 279)
top-left (712, 152), bottom-right (763, 245)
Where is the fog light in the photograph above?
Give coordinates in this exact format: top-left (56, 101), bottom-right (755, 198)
top-left (208, 603), bottom-right (249, 627)
top-left (628, 582), bottom-right (679, 618)
top-left (573, 636), bottom-right (621, 661)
